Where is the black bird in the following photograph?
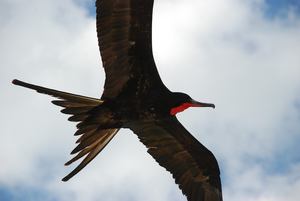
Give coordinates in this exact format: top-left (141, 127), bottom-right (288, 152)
top-left (13, 0), bottom-right (222, 200)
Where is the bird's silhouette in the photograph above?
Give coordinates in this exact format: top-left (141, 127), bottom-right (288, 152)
top-left (13, 0), bottom-right (222, 200)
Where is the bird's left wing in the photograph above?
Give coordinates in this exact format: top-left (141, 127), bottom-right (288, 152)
top-left (127, 116), bottom-right (222, 201)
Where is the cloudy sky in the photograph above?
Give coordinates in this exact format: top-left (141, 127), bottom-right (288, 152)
top-left (1, 0), bottom-right (300, 200)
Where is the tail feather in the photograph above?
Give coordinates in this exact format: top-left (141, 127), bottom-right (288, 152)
top-left (52, 100), bottom-right (95, 107)
top-left (13, 79), bottom-right (103, 105)
top-left (68, 114), bottom-right (89, 122)
top-left (13, 79), bottom-right (120, 181)
top-left (62, 128), bottom-right (119, 181)
top-left (76, 128), bottom-right (98, 142)
top-left (61, 107), bottom-right (95, 114)
top-left (75, 124), bottom-right (99, 136)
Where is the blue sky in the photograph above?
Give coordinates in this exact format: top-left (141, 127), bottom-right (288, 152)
top-left (265, 0), bottom-right (300, 18)
top-left (76, 0), bottom-right (300, 18)
top-left (1, 0), bottom-right (300, 200)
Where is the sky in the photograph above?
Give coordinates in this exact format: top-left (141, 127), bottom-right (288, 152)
top-left (1, 0), bottom-right (300, 200)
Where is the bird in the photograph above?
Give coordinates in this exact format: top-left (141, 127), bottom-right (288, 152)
top-left (12, 0), bottom-right (222, 200)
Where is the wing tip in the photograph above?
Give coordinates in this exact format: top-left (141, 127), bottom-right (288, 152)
top-left (61, 177), bottom-right (68, 182)
top-left (12, 79), bottom-right (21, 85)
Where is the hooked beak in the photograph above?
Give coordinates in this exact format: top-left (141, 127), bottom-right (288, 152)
top-left (189, 99), bottom-right (215, 109)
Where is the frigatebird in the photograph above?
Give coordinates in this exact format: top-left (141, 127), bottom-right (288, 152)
top-left (13, 0), bottom-right (222, 200)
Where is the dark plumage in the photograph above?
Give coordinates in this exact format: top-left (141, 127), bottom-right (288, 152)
top-left (12, 0), bottom-right (222, 200)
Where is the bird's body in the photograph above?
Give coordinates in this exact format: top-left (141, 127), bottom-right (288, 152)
top-left (13, 0), bottom-right (222, 200)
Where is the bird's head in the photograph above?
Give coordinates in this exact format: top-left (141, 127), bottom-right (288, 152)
top-left (169, 92), bottom-right (215, 115)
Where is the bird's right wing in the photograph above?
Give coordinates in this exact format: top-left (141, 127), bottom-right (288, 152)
top-left (127, 116), bottom-right (222, 201)
top-left (96, 0), bottom-right (167, 100)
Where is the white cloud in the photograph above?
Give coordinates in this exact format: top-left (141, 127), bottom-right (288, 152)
top-left (1, 0), bottom-right (300, 200)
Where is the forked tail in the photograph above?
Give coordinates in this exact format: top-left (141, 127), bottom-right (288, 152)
top-left (12, 79), bottom-right (120, 181)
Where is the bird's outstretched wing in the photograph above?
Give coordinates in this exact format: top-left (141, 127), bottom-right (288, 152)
top-left (96, 0), bottom-right (167, 100)
top-left (128, 116), bottom-right (222, 201)
top-left (12, 79), bottom-right (120, 181)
